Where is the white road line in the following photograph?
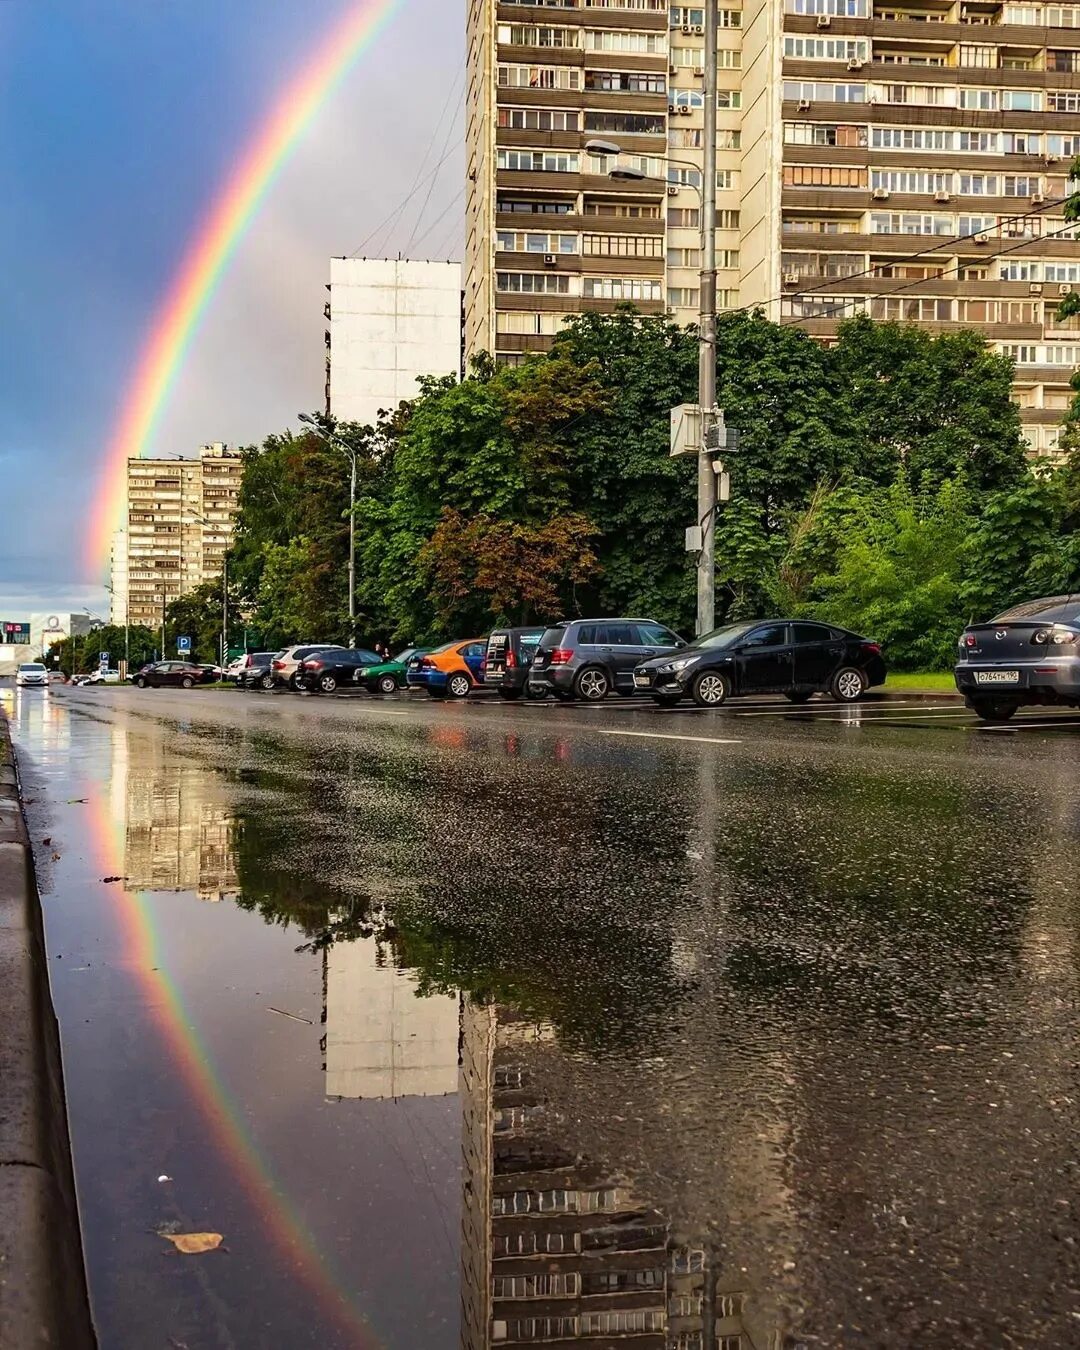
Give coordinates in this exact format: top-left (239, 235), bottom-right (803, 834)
top-left (817, 712), bottom-right (975, 724)
top-left (977, 719), bottom-right (1080, 731)
top-left (734, 702), bottom-right (957, 718)
top-left (597, 729), bottom-right (741, 746)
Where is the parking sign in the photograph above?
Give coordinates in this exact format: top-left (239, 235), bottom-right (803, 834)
top-left (99, 651), bottom-right (109, 665)
top-left (177, 636), bottom-right (191, 653)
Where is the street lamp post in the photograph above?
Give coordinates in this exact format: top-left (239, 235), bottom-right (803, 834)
top-left (299, 413), bottom-right (358, 647)
top-left (587, 110), bottom-right (720, 635)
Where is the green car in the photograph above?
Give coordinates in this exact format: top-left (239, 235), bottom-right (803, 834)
top-left (355, 648), bottom-right (427, 695)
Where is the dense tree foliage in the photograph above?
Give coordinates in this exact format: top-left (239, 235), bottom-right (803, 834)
top-left (174, 309), bottom-right (1077, 672)
top-left (47, 624), bottom-right (157, 676)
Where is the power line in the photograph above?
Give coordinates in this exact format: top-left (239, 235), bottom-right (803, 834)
top-left (409, 187), bottom-right (464, 255)
top-left (405, 95), bottom-right (465, 254)
top-left (349, 137), bottom-right (462, 258)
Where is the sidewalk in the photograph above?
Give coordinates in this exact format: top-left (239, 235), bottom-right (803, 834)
top-left (0, 713), bottom-right (94, 1349)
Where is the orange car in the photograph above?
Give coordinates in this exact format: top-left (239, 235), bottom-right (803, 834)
top-left (404, 638), bottom-right (487, 699)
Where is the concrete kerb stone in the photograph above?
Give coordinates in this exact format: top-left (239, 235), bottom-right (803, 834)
top-left (0, 714), bottom-right (95, 1349)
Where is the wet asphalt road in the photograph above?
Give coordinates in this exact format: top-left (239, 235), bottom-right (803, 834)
top-left (2, 680), bottom-right (1079, 1349)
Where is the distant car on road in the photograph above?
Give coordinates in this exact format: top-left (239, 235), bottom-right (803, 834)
top-left (131, 661), bottom-right (215, 690)
top-left (484, 627), bottom-right (548, 700)
top-left (297, 647), bottom-right (381, 694)
top-left (406, 639), bottom-right (487, 698)
top-left (47, 671), bottom-right (66, 684)
top-left (85, 668), bottom-right (122, 685)
top-left (271, 644), bottom-right (345, 690)
top-left (955, 593), bottom-right (1080, 722)
top-left (16, 663), bottom-right (48, 688)
top-left (634, 620), bottom-right (886, 707)
top-left (355, 648), bottom-right (427, 695)
top-left (234, 652), bottom-right (278, 690)
top-left (529, 618), bottom-right (685, 702)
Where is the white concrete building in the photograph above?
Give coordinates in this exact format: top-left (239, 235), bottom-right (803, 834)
top-left (326, 258), bottom-right (462, 425)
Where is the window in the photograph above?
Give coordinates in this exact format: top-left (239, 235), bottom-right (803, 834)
top-left (786, 0), bottom-right (868, 12)
top-left (1003, 89), bottom-right (1043, 110)
top-left (585, 28), bottom-right (666, 51)
top-left (870, 296), bottom-right (953, 321)
top-left (957, 173), bottom-right (1000, 195)
top-left (745, 624), bottom-right (789, 647)
top-left (959, 44), bottom-right (997, 67)
top-left (581, 1311), bottom-right (665, 1335)
top-left (871, 126), bottom-right (948, 150)
top-left (718, 48), bottom-right (742, 67)
top-left (493, 1317), bottom-right (578, 1342)
top-left (785, 165), bottom-right (865, 186)
top-left (493, 1231), bottom-right (574, 1258)
top-left (590, 152), bottom-right (666, 178)
top-left (783, 80), bottom-right (867, 101)
top-left (671, 4), bottom-right (706, 21)
top-left (498, 149), bottom-right (580, 173)
top-left (1003, 175), bottom-right (1041, 195)
top-left (876, 82), bottom-right (954, 105)
top-left (719, 249), bottom-right (740, 267)
top-left (1044, 262), bottom-right (1080, 281)
top-left (497, 25), bottom-right (579, 46)
top-left (870, 212), bottom-right (952, 234)
top-left (584, 232), bottom-right (663, 257)
top-left (583, 1267), bottom-right (664, 1294)
top-left (669, 1293), bottom-right (704, 1317)
top-left (797, 623), bottom-right (840, 643)
top-left (669, 207), bottom-right (699, 227)
top-left (717, 89), bottom-right (742, 108)
top-left (1048, 49), bottom-right (1080, 71)
top-left (669, 165), bottom-right (702, 187)
top-left (1046, 134), bottom-right (1080, 156)
top-left (669, 286), bottom-right (700, 307)
top-left (637, 623), bottom-right (681, 645)
top-left (998, 259), bottom-right (1040, 280)
top-left (585, 69), bottom-right (666, 94)
top-left (783, 36), bottom-right (869, 60)
top-left (1046, 3), bottom-right (1080, 21)
top-left (871, 169), bottom-right (951, 193)
top-left (584, 200), bottom-right (661, 218)
top-left (958, 214), bottom-right (996, 234)
top-left (584, 277), bottom-right (664, 300)
top-left (668, 246), bottom-right (701, 267)
top-left (671, 1246), bottom-right (706, 1273)
top-left (718, 209), bottom-right (741, 227)
top-left (498, 197), bottom-right (574, 215)
top-left (496, 271), bottom-right (573, 294)
top-left (498, 107), bottom-right (579, 131)
top-left (585, 110), bottom-right (666, 135)
top-left (670, 126), bottom-right (703, 148)
top-left (496, 231), bottom-right (579, 253)
top-left (669, 87), bottom-right (705, 108)
top-left (1002, 3), bottom-right (1042, 19)
top-left (493, 1273), bottom-right (580, 1300)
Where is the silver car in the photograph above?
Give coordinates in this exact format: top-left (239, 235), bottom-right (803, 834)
top-left (956, 594), bottom-right (1080, 721)
top-left (16, 662), bottom-right (48, 687)
top-left (270, 643), bottom-right (345, 690)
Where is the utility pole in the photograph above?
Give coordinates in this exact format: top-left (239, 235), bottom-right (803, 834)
top-left (697, 0), bottom-right (719, 637)
top-left (221, 551), bottom-right (228, 669)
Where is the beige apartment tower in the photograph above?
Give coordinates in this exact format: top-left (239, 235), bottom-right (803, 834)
top-left (110, 443), bottom-right (243, 628)
top-left (466, 0), bottom-right (1080, 456)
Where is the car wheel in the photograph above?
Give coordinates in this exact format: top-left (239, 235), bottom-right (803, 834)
top-left (446, 672), bottom-right (472, 699)
top-left (498, 688), bottom-right (522, 701)
top-left (524, 684), bottom-right (548, 701)
top-left (786, 691), bottom-right (814, 704)
top-left (378, 675), bottom-right (397, 695)
top-left (259, 673), bottom-right (274, 691)
top-left (318, 674), bottom-right (338, 694)
top-left (575, 666), bottom-right (610, 702)
top-left (181, 677), bottom-right (194, 690)
top-left (829, 667), bottom-right (867, 703)
top-left (691, 669), bottom-right (730, 708)
top-left (135, 677), bottom-right (147, 689)
top-left (967, 699), bottom-right (1019, 723)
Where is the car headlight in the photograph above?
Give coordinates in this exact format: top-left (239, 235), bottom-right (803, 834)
top-left (660, 656), bottom-right (697, 673)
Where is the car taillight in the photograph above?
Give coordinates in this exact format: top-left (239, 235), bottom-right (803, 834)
top-left (307, 660), bottom-right (323, 671)
top-left (506, 649), bottom-right (516, 669)
top-left (420, 657), bottom-right (433, 668)
top-left (861, 642), bottom-right (881, 656)
top-left (549, 648), bottom-right (573, 666)
top-left (272, 660), bottom-right (284, 670)
top-left (964, 634), bottom-right (977, 648)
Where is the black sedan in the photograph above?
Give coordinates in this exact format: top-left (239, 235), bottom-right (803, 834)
top-left (634, 620), bottom-right (887, 707)
top-left (296, 648), bottom-right (381, 694)
top-left (132, 661), bottom-right (216, 690)
top-left (955, 594), bottom-right (1080, 721)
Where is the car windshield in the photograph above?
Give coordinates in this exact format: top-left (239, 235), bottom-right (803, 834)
top-left (19, 663), bottom-right (45, 672)
top-left (993, 595), bottom-right (1080, 623)
top-left (692, 622), bottom-right (758, 649)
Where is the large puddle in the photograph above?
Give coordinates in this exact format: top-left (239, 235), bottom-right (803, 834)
top-left (4, 685), bottom-right (1079, 1348)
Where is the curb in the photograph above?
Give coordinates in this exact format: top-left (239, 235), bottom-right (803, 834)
top-left (0, 714), bottom-right (95, 1349)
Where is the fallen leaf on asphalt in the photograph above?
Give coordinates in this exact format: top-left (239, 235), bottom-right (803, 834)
top-left (101, 875), bottom-right (127, 883)
top-left (65, 798), bottom-right (88, 804)
top-left (161, 1232), bottom-right (223, 1254)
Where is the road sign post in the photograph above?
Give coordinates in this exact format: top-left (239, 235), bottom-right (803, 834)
top-left (177, 636), bottom-right (191, 655)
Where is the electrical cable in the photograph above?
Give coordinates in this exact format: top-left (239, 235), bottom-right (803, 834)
top-left (409, 186), bottom-right (465, 255)
top-left (405, 94), bottom-right (465, 254)
top-left (349, 137), bottom-right (462, 258)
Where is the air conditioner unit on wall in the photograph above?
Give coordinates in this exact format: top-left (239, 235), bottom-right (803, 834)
top-left (544, 254), bottom-right (557, 267)
top-left (847, 58), bottom-right (864, 71)
top-left (817, 13), bottom-right (832, 25)
top-left (668, 185), bottom-right (680, 195)
top-left (1029, 282), bottom-right (1044, 295)
top-left (934, 189), bottom-right (951, 203)
top-left (872, 187), bottom-right (890, 200)
top-left (783, 271), bottom-right (800, 286)
top-left (975, 232), bottom-right (991, 244)
top-left (798, 98), bottom-right (812, 111)
top-left (1059, 282), bottom-right (1072, 295)
top-left (1032, 192), bottom-right (1045, 204)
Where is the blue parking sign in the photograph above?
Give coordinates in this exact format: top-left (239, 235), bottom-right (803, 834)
top-left (99, 651), bottom-right (109, 665)
top-left (177, 636), bottom-right (191, 653)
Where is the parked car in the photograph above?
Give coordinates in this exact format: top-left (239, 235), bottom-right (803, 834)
top-left (47, 671), bottom-right (66, 684)
top-left (197, 664), bottom-right (224, 682)
top-left (405, 639), bottom-right (487, 698)
top-left (634, 620), bottom-right (886, 707)
top-left (132, 660), bottom-right (215, 689)
top-left (355, 648), bottom-right (427, 695)
top-left (225, 656), bottom-right (247, 681)
top-left (15, 662), bottom-right (48, 688)
top-left (271, 644), bottom-right (345, 689)
top-left (484, 627), bottom-right (548, 700)
top-left (528, 619), bottom-right (685, 702)
top-left (297, 647), bottom-right (381, 694)
top-left (238, 652), bottom-right (278, 691)
top-left (955, 593), bottom-right (1080, 722)
top-left (85, 668), bottom-right (122, 685)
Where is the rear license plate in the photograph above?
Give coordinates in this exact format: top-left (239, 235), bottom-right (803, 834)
top-left (974, 670), bottom-right (1020, 685)
top-left (634, 673), bottom-right (651, 688)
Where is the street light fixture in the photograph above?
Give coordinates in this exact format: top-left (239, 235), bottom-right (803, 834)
top-left (585, 69), bottom-right (720, 638)
top-left (298, 412), bottom-right (358, 648)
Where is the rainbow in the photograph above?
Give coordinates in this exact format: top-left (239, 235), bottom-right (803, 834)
top-left (85, 0), bottom-right (401, 576)
top-left (87, 777), bottom-right (382, 1345)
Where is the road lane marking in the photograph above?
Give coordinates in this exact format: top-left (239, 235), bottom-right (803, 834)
top-left (816, 712), bottom-right (975, 724)
top-left (597, 729), bottom-right (741, 746)
top-left (977, 719), bottom-right (1080, 731)
top-left (734, 702), bottom-right (957, 718)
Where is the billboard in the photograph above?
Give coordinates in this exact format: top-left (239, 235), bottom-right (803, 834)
top-left (1, 622), bottom-right (31, 645)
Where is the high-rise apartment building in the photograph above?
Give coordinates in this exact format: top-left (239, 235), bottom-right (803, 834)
top-left (110, 443), bottom-right (243, 628)
top-left (326, 258), bottom-right (463, 424)
top-left (466, 0), bottom-right (1080, 456)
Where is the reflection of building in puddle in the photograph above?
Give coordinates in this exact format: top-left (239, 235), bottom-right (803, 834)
top-left (322, 938), bottom-right (459, 1101)
top-left (117, 734), bottom-right (239, 900)
top-left (460, 1000), bottom-right (793, 1350)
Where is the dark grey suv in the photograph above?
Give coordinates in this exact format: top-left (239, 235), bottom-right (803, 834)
top-left (528, 618), bottom-right (685, 701)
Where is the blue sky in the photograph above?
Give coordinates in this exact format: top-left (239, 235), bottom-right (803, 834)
top-left (0, 0), bottom-right (463, 617)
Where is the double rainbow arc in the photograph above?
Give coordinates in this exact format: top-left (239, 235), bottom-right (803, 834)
top-left (86, 0), bottom-right (402, 576)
